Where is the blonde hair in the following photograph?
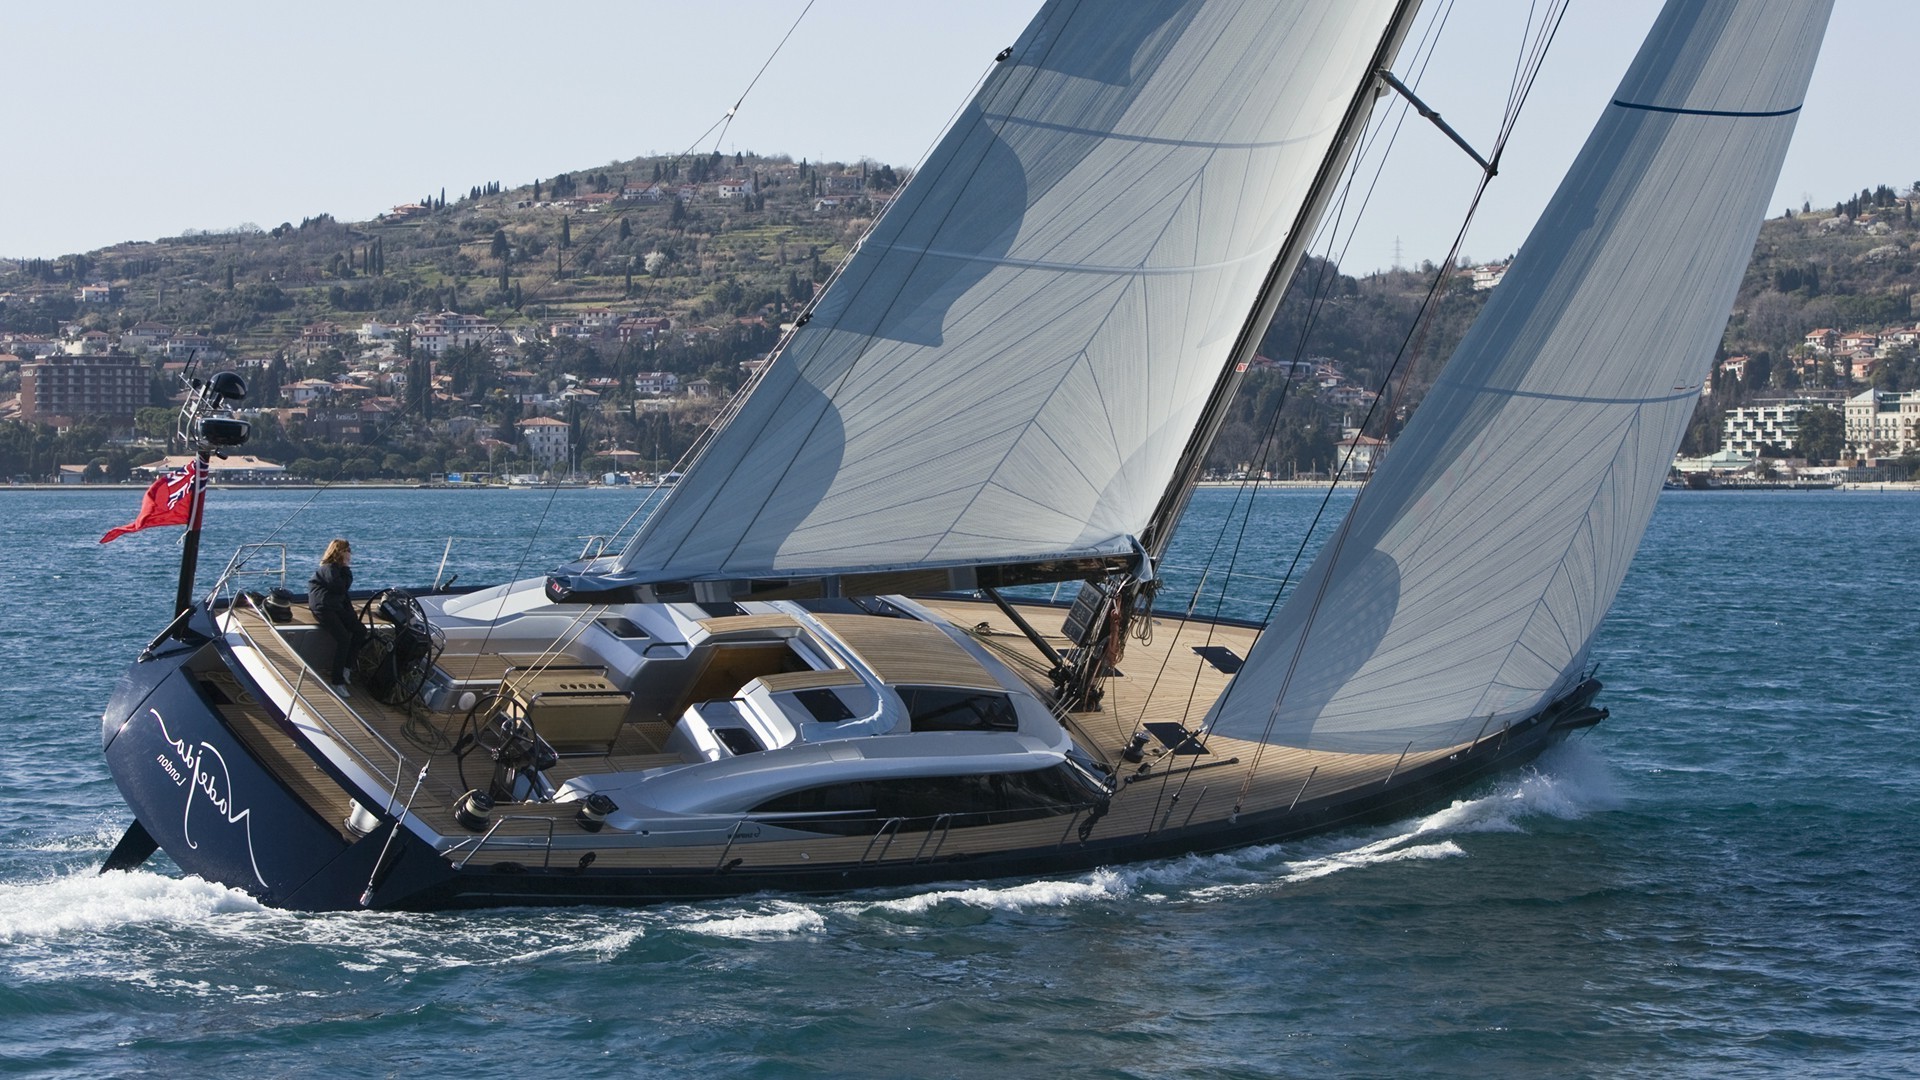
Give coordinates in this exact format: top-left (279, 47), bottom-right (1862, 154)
top-left (321, 538), bottom-right (352, 565)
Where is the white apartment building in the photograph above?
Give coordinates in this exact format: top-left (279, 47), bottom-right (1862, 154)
top-left (519, 416), bottom-right (571, 467)
top-left (633, 371), bottom-right (680, 396)
top-left (1721, 394), bottom-right (1845, 454)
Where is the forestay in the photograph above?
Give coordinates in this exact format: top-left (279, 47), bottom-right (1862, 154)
top-left (1207, 0), bottom-right (1833, 753)
top-left (614, 0), bottom-right (1408, 584)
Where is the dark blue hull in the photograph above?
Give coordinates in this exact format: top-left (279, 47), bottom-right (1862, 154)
top-left (99, 612), bottom-right (443, 909)
top-left (102, 608), bottom-right (1602, 911)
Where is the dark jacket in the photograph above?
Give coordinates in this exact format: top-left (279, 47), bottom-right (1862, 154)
top-left (308, 562), bottom-right (355, 620)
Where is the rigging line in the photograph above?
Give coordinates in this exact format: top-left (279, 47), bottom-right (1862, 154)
top-left (244, 11), bottom-right (793, 561)
top-left (1127, 4), bottom-right (1458, 802)
top-left (1154, 66), bottom-right (1423, 802)
top-left (1200, 42), bottom-right (1429, 617)
top-left (1502, 0), bottom-right (1537, 128)
top-left (712, 0), bottom-right (819, 154)
top-left (509, 3), bottom-right (838, 558)
top-left (515, 0), bottom-right (816, 337)
top-left (1229, 0), bottom-right (1523, 641)
top-left (605, 74), bottom-right (970, 561)
top-left (1205, 0), bottom-right (1454, 572)
top-left (470, 474), bottom-right (574, 663)
top-left (1120, 0), bottom-right (1456, 749)
top-left (1498, 2), bottom-right (1569, 147)
top-left (609, 52), bottom-right (1000, 565)
top-left (241, 339), bottom-right (461, 551)
top-left (638, 5), bottom-right (1075, 573)
top-left (1220, 6), bottom-right (1567, 801)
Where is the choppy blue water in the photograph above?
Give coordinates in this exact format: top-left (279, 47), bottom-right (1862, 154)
top-left (2, 486), bottom-right (1915, 1077)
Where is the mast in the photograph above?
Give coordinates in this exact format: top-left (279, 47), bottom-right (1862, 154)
top-left (576, 1), bottom-right (1433, 605)
top-left (1140, 0), bottom-right (1424, 563)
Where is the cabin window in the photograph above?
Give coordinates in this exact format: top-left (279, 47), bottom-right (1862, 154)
top-left (750, 765), bottom-right (1102, 834)
top-left (898, 686), bottom-right (1018, 732)
top-left (711, 727), bottom-right (762, 756)
top-left (597, 616), bottom-right (649, 640)
top-left (794, 687), bottom-right (855, 722)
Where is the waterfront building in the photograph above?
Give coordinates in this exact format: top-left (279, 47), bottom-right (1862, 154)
top-left (518, 416), bottom-right (571, 467)
top-left (19, 354), bottom-right (148, 427)
top-left (131, 455), bottom-right (287, 481)
top-left (1721, 392), bottom-right (1846, 455)
top-left (1844, 388), bottom-right (1920, 461)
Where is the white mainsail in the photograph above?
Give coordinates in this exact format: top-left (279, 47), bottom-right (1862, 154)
top-left (613, 0), bottom-right (1413, 585)
top-left (1206, 0), bottom-right (1834, 753)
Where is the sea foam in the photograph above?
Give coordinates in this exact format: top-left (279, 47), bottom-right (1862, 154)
top-left (0, 869), bottom-right (261, 944)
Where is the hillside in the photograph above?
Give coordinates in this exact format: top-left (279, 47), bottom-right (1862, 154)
top-left (3, 155), bottom-right (1916, 483)
top-left (0, 152), bottom-right (891, 480)
top-left (1696, 186), bottom-right (1920, 451)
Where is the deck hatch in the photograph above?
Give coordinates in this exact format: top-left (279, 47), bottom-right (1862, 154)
top-left (1144, 722), bottom-right (1208, 756)
top-left (1191, 645), bottom-right (1243, 673)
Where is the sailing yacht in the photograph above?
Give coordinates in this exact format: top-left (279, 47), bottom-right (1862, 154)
top-left (99, 0), bottom-right (1832, 910)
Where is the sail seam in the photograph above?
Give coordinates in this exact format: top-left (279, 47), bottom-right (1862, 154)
top-left (653, 1), bottom-right (1080, 575)
top-left (853, 238), bottom-right (1273, 277)
top-left (977, 110), bottom-right (1335, 151)
top-left (921, 156), bottom-right (1216, 561)
top-left (1610, 98), bottom-right (1800, 118)
top-left (1462, 407), bottom-right (1641, 727)
top-left (1427, 380), bottom-right (1700, 406)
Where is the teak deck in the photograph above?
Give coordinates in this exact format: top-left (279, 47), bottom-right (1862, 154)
top-left (219, 597), bottom-right (1477, 875)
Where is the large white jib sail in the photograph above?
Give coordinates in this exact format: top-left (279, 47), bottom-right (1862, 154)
top-left (1206, 0), bottom-right (1834, 753)
top-left (610, 0), bottom-right (1417, 587)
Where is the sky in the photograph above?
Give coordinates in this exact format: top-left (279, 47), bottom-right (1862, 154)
top-left (3, 1), bottom-right (1909, 272)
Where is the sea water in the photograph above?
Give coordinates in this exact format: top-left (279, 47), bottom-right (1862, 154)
top-left (0, 486), bottom-right (1915, 1077)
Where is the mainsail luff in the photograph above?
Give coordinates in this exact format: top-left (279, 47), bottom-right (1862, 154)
top-left (1205, 0), bottom-right (1834, 754)
top-left (609, 0), bottom-right (1417, 588)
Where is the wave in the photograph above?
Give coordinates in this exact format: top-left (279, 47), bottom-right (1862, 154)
top-left (654, 743), bottom-right (1621, 935)
top-left (0, 745), bottom-right (1620, 966)
top-left (679, 903), bottom-right (829, 938)
top-left (0, 869), bottom-right (263, 944)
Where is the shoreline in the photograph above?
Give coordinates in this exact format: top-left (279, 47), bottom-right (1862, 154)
top-left (4, 478), bottom-right (1916, 493)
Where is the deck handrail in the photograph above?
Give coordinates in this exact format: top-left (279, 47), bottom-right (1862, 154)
top-left (222, 592), bottom-right (412, 791)
top-left (449, 815), bottom-right (557, 869)
top-left (207, 543), bottom-right (289, 604)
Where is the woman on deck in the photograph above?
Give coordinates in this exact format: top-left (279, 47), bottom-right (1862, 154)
top-left (309, 538), bottom-right (365, 694)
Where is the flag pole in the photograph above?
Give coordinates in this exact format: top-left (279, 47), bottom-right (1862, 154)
top-left (168, 370), bottom-right (250, 619)
top-left (173, 448), bottom-right (212, 617)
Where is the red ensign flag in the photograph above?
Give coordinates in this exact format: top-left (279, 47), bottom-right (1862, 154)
top-left (100, 461), bottom-right (201, 543)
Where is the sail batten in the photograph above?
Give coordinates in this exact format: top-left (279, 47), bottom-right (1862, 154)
top-left (1206, 0), bottom-right (1834, 754)
top-left (611, 0), bottom-right (1415, 586)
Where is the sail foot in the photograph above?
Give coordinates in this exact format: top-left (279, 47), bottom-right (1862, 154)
top-left (545, 551), bottom-right (1140, 606)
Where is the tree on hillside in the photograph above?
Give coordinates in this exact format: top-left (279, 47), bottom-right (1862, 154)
top-left (1795, 406), bottom-right (1844, 463)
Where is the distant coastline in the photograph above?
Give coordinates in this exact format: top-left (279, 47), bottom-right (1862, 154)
top-left (9, 479), bottom-right (1918, 493)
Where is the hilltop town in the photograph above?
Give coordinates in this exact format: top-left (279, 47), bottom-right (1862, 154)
top-left (2, 154), bottom-right (1916, 486)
